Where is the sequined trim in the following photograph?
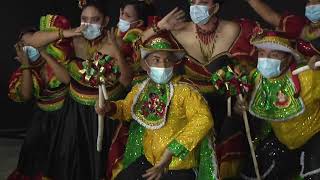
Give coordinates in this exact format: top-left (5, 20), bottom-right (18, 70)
top-left (197, 135), bottom-right (218, 180)
top-left (168, 139), bottom-right (189, 160)
top-left (249, 72), bottom-right (305, 121)
top-left (123, 122), bottom-right (145, 168)
top-left (131, 79), bottom-right (174, 130)
top-left (69, 83), bottom-right (97, 106)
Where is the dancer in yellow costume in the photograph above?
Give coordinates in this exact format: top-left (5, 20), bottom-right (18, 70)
top-left (96, 34), bottom-right (217, 180)
top-left (240, 30), bottom-right (320, 179)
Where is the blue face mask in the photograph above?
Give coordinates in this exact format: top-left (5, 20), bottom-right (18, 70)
top-left (305, 4), bottom-right (320, 22)
top-left (22, 46), bottom-right (40, 63)
top-left (190, 5), bottom-right (212, 25)
top-left (118, 19), bottom-right (131, 32)
top-left (257, 57), bottom-right (282, 78)
top-left (81, 23), bottom-right (102, 40)
top-left (148, 66), bottom-right (174, 84)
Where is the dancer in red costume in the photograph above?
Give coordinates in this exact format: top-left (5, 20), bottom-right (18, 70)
top-left (7, 15), bottom-right (72, 180)
top-left (246, 0), bottom-right (320, 58)
top-left (140, 0), bottom-right (260, 178)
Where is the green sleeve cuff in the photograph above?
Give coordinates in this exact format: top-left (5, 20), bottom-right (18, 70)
top-left (167, 139), bottom-right (189, 160)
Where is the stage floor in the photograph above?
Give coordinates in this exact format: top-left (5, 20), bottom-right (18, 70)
top-left (0, 138), bottom-right (22, 179)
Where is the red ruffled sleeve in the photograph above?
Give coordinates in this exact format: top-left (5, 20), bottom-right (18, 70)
top-left (278, 13), bottom-right (309, 39)
top-left (230, 18), bottom-right (259, 62)
top-left (8, 69), bottom-right (43, 102)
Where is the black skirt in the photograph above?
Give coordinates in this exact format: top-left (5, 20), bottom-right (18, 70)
top-left (7, 105), bottom-right (62, 180)
top-left (45, 95), bottom-right (116, 180)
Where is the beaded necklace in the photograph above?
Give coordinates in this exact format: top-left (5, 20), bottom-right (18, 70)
top-left (195, 18), bottom-right (219, 61)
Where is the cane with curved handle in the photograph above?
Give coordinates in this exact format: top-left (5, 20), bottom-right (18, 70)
top-left (292, 61), bottom-right (320, 75)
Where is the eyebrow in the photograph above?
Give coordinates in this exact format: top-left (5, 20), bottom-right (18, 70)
top-left (270, 50), bottom-right (286, 54)
top-left (81, 15), bottom-right (100, 19)
top-left (151, 55), bottom-right (161, 58)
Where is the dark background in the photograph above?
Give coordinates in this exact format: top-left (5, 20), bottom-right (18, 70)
top-left (0, 0), bottom-right (306, 134)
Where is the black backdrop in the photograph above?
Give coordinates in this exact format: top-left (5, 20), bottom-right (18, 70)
top-left (0, 0), bottom-right (306, 132)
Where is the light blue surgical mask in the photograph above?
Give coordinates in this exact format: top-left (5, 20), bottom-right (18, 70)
top-left (81, 23), bottom-right (102, 40)
top-left (118, 19), bottom-right (131, 32)
top-left (148, 66), bottom-right (174, 84)
top-left (257, 57), bottom-right (282, 78)
top-left (22, 46), bottom-right (40, 63)
top-left (118, 19), bottom-right (140, 33)
top-left (118, 19), bottom-right (132, 32)
top-left (190, 5), bottom-right (212, 25)
top-left (305, 4), bottom-right (320, 22)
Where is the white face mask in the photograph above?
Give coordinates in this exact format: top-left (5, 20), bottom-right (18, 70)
top-left (22, 46), bottom-right (40, 63)
top-left (190, 5), bottom-right (212, 25)
top-left (305, 4), bottom-right (320, 23)
top-left (118, 19), bottom-right (131, 32)
top-left (148, 66), bottom-right (174, 84)
top-left (81, 23), bottom-right (102, 40)
top-left (257, 57), bottom-right (282, 78)
top-left (118, 19), bottom-right (141, 33)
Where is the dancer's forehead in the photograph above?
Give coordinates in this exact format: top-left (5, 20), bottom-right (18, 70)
top-left (190, 0), bottom-right (223, 5)
top-left (120, 4), bottom-right (140, 23)
top-left (258, 48), bottom-right (290, 61)
top-left (81, 6), bottom-right (103, 18)
top-left (146, 51), bottom-right (176, 62)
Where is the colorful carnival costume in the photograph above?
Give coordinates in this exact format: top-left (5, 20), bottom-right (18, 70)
top-left (107, 16), bottom-right (167, 179)
top-left (279, 12), bottom-right (320, 59)
top-left (45, 30), bottom-right (129, 179)
top-left (175, 18), bottom-right (260, 178)
top-left (242, 31), bottom-right (320, 179)
top-left (110, 35), bottom-right (217, 180)
top-left (7, 14), bottom-right (72, 180)
top-left (107, 26), bottom-right (147, 179)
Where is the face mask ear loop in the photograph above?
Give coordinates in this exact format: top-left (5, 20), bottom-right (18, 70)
top-left (207, 6), bottom-right (216, 20)
top-left (131, 19), bottom-right (142, 25)
top-left (145, 59), bottom-right (152, 75)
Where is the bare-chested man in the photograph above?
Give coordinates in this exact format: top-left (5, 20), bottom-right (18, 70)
top-left (141, 0), bottom-right (259, 178)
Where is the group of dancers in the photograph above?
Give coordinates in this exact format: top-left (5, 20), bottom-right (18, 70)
top-left (7, 0), bottom-right (320, 179)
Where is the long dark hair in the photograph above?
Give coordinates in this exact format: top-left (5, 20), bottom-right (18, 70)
top-left (120, 0), bottom-right (155, 26)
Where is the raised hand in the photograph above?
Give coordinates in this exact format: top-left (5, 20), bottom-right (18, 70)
top-left (157, 7), bottom-right (186, 31)
top-left (63, 24), bottom-right (87, 38)
top-left (308, 55), bottom-right (320, 70)
top-left (119, 8), bottom-right (124, 20)
top-left (106, 27), bottom-right (122, 58)
top-left (14, 42), bottom-right (29, 65)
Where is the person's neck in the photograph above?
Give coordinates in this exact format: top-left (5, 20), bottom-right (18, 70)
top-left (196, 16), bottom-right (218, 32)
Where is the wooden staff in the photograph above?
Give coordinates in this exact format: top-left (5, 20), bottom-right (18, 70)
top-left (97, 85), bottom-right (106, 152)
top-left (227, 97), bottom-right (232, 117)
top-left (239, 94), bottom-right (261, 180)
